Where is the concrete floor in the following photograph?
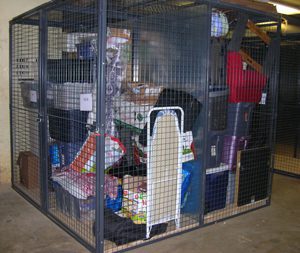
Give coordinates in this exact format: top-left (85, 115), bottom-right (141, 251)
top-left (0, 174), bottom-right (299, 253)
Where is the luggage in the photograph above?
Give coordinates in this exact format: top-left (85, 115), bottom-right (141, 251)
top-left (237, 147), bottom-right (270, 206)
top-left (226, 51), bottom-right (267, 103)
top-left (227, 102), bottom-right (254, 137)
top-left (48, 108), bottom-right (89, 143)
top-left (221, 135), bottom-right (248, 171)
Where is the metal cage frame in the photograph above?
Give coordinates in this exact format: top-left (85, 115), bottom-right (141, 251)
top-left (9, 1), bottom-right (281, 252)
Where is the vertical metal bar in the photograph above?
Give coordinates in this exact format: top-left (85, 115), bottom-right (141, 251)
top-left (39, 10), bottom-right (49, 211)
top-left (9, 22), bottom-right (15, 187)
top-left (96, 0), bottom-right (107, 252)
top-left (198, 3), bottom-right (212, 226)
top-left (267, 19), bottom-right (281, 206)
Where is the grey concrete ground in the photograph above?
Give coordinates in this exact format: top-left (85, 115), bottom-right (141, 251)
top-left (0, 174), bottom-right (299, 253)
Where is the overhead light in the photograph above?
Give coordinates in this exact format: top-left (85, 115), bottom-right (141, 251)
top-left (269, 1), bottom-right (300, 15)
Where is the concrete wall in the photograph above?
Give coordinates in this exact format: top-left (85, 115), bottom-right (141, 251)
top-left (0, 0), bottom-right (48, 184)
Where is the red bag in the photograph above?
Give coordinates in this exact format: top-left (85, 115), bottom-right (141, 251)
top-left (227, 51), bottom-right (267, 103)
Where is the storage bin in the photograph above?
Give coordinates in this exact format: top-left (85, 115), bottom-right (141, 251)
top-left (52, 182), bottom-right (95, 220)
top-left (221, 135), bottom-right (248, 171)
top-left (52, 82), bottom-right (94, 110)
top-left (77, 41), bottom-right (96, 59)
top-left (227, 102), bottom-right (255, 137)
top-left (47, 59), bottom-right (94, 83)
top-left (181, 161), bottom-right (229, 214)
top-left (20, 80), bottom-right (54, 109)
top-left (48, 108), bottom-right (89, 143)
top-left (206, 132), bottom-right (224, 168)
top-left (226, 51), bottom-right (267, 103)
top-left (205, 165), bottom-right (229, 213)
top-left (209, 86), bottom-right (229, 131)
top-left (181, 160), bottom-right (202, 214)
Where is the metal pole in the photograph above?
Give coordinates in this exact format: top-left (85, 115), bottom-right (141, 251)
top-left (9, 22), bottom-right (15, 187)
top-left (39, 9), bottom-right (49, 211)
top-left (198, 2), bottom-right (212, 226)
top-left (96, 0), bottom-right (107, 252)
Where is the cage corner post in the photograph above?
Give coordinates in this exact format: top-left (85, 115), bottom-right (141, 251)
top-left (198, 2), bottom-right (213, 226)
top-left (268, 18), bottom-right (281, 206)
top-left (39, 8), bottom-right (49, 212)
top-left (9, 20), bottom-right (16, 189)
top-left (95, 0), bottom-right (108, 252)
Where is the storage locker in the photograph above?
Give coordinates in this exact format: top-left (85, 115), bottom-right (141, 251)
top-left (9, 1), bottom-right (280, 252)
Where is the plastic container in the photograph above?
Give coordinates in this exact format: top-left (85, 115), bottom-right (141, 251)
top-left (47, 59), bottom-right (94, 83)
top-left (226, 171), bottom-right (236, 205)
top-left (76, 41), bottom-right (96, 59)
top-left (221, 135), bottom-right (248, 171)
top-left (59, 141), bottom-right (83, 166)
top-left (181, 160), bottom-right (202, 214)
top-left (209, 86), bottom-right (229, 131)
top-left (226, 51), bottom-right (267, 103)
top-left (181, 161), bottom-right (229, 214)
top-left (52, 182), bottom-right (95, 220)
top-left (20, 80), bottom-right (54, 109)
top-left (48, 108), bottom-right (89, 143)
top-left (227, 102), bottom-right (255, 137)
top-left (52, 82), bottom-right (94, 110)
top-left (206, 132), bottom-right (224, 169)
top-left (205, 165), bottom-right (229, 213)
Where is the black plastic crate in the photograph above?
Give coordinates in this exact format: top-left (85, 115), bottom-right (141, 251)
top-left (209, 87), bottom-right (229, 131)
top-left (52, 182), bottom-right (95, 220)
top-left (48, 108), bottom-right (89, 143)
top-left (47, 59), bottom-right (94, 83)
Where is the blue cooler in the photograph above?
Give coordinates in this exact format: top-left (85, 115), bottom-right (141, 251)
top-left (205, 165), bottom-right (229, 213)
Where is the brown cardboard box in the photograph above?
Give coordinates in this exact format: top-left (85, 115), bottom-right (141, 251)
top-left (125, 82), bottom-right (163, 105)
top-left (17, 151), bottom-right (39, 189)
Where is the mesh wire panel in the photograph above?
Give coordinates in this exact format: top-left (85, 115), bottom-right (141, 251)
top-left (103, 1), bottom-right (208, 251)
top-left (274, 37), bottom-right (300, 177)
top-left (11, 15), bottom-right (41, 205)
top-left (46, 0), bottom-right (97, 249)
top-left (203, 8), bottom-right (279, 224)
top-left (10, 1), bottom-right (280, 252)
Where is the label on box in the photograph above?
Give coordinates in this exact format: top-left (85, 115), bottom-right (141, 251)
top-left (80, 93), bottom-right (93, 111)
top-left (30, 90), bottom-right (37, 103)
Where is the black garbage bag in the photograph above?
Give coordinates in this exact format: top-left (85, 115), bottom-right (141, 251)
top-left (93, 208), bottom-right (168, 245)
top-left (139, 88), bottom-right (201, 146)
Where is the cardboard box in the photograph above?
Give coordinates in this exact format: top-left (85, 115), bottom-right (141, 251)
top-left (122, 175), bottom-right (147, 224)
top-left (17, 151), bottom-right (39, 189)
top-left (126, 82), bottom-right (163, 105)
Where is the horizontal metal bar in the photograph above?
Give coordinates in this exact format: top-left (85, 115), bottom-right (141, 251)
top-left (272, 169), bottom-right (300, 179)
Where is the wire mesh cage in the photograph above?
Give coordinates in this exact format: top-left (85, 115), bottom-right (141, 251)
top-left (10, 0), bottom-right (280, 252)
top-left (274, 34), bottom-right (300, 178)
